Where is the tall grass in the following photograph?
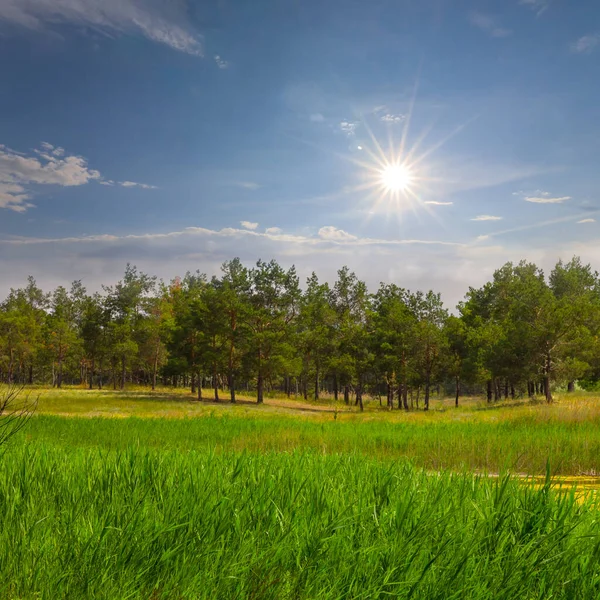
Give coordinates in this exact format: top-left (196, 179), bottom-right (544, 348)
top-left (20, 412), bottom-right (600, 475)
top-left (1, 443), bottom-right (600, 599)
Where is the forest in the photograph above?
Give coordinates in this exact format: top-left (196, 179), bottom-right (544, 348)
top-left (1, 256), bottom-right (599, 407)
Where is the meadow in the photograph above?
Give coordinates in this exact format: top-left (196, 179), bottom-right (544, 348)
top-left (1, 387), bottom-right (600, 598)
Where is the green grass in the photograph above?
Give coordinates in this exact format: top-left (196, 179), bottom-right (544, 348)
top-left (19, 407), bottom-right (600, 476)
top-left (2, 388), bottom-right (600, 598)
top-left (1, 444), bottom-right (600, 599)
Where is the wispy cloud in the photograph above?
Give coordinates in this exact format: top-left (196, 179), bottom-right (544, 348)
top-left (570, 33), bottom-right (600, 54)
top-left (120, 181), bottom-right (157, 189)
top-left (468, 12), bottom-right (512, 38)
top-left (339, 121), bottom-right (359, 137)
top-left (214, 55), bottom-right (229, 69)
top-left (318, 226), bottom-right (358, 242)
top-left (265, 227), bottom-right (282, 235)
top-left (310, 113), bottom-right (325, 123)
top-left (0, 223), bottom-right (483, 309)
top-left (578, 218), bottom-right (596, 224)
top-left (425, 201), bottom-right (453, 206)
top-left (0, 0), bottom-right (203, 56)
top-left (235, 181), bottom-right (261, 190)
top-left (240, 221), bottom-right (258, 230)
top-left (519, 0), bottom-right (550, 17)
top-left (0, 224), bottom-right (465, 249)
top-left (475, 211), bottom-right (600, 241)
top-left (380, 113), bottom-right (405, 124)
top-left (525, 195), bottom-right (570, 204)
top-left (514, 190), bottom-right (571, 204)
top-left (471, 215), bottom-right (503, 221)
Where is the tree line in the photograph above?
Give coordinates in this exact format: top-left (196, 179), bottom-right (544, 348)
top-left (1, 256), bottom-right (599, 408)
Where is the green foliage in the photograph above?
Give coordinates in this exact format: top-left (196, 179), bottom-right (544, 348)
top-left (2, 255), bottom-right (600, 405)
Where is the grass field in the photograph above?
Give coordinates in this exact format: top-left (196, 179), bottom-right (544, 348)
top-left (1, 387), bottom-right (600, 598)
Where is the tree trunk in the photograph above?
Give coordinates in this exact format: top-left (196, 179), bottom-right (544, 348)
top-left (567, 380), bottom-right (575, 393)
top-left (333, 374), bottom-right (338, 402)
top-left (213, 365), bottom-right (219, 402)
top-left (257, 372), bottom-right (264, 404)
top-left (486, 379), bottom-right (493, 403)
top-left (229, 372), bottom-right (236, 403)
top-left (424, 373), bottom-right (430, 411)
top-left (120, 356), bottom-right (126, 390)
top-left (57, 356), bottom-right (63, 389)
top-left (510, 384), bottom-right (515, 399)
top-left (198, 373), bottom-right (202, 401)
top-left (504, 379), bottom-right (509, 400)
top-left (89, 357), bottom-right (95, 390)
top-left (28, 364), bottom-right (33, 385)
top-left (387, 382), bottom-right (393, 410)
top-left (357, 379), bottom-right (364, 412)
top-left (7, 349), bottom-right (14, 385)
top-left (314, 364), bottom-right (320, 400)
top-left (545, 354), bottom-right (552, 403)
top-left (403, 383), bottom-right (409, 411)
top-left (455, 376), bottom-right (460, 407)
top-left (344, 385), bottom-right (349, 405)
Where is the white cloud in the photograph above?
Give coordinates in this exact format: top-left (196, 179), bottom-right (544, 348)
top-left (578, 219), bottom-right (596, 224)
top-left (240, 221), bottom-right (258, 230)
top-left (570, 34), bottom-right (600, 54)
top-left (339, 121), bottom-right (358, 137)
top-left (515, 190), bottom-right (571, 204)
top-left (6, 222), bottom-right (597, 312)
top-left (471, 215), bottom-right (503, 221)
top-left (380, 113), bottom-right (405, 124)
top-left (265, 227), bottom-right (282, 235)
top-left (6, 221), bottom-right (600, 312)
top-left (318, 226), bottom-right (358, 242)
top-left (214, 55), bottom-right (229, 69)
top-left (525, 195), bottom-right (570, 204)
top-left (0, 224), bottom-right (475, 308)
top-left (468, 12), bottom-right (512, 38)
top-left (0, 0), bottom-right (203, 56)
top-left (310, 113), bottom-right (325, 123)
top-left (425, 201), bottom-right (453, 206)
top-left (0, 142), bottom-right (159, 211)
top-left (119, 181), bottom-right (157, 189)
top-left (476, 235), bottom-right (490, 242)
top-left (0, 142), bottom-right (101, 212)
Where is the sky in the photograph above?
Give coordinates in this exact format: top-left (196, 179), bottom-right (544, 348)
top-left (0, 0), bottom-right (599, 308)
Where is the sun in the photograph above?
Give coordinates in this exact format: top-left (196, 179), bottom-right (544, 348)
top-left (380, 163), bottom-right (413, 193)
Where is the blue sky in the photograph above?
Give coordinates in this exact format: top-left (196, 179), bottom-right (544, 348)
top-left (0, 0), bottom-right (599, 307)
